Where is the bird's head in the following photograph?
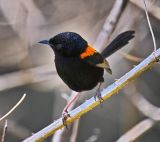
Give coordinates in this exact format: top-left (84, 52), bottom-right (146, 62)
top-left (39, 32), bottom-right (87, 57)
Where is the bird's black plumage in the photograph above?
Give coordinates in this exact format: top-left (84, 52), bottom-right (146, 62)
top-left (49, 32), bottom-right (87, 57)
top-left (39, 31), bottom-right (135, 92)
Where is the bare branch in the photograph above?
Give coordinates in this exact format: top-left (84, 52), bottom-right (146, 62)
top-left (116, 1), bottom-right (159, 141)
top-left (120, 52), bottom-right (143, 62)
top-left (143, 0), bottom-right (157, 51)
top-left (70, 119), bottom-right (80, 142)
top-left (94, 0), bottom-right (126, 49)
top-left (0, 94), bottom-right (26, 122)
top-left (1, 120), bottom-right (8, 142)
top-left (0, 119), bottom-right (31, 139)
top-left (130, 0), bottom-right (160, 20)
top-left (23, 48), bottom-right (160, 142)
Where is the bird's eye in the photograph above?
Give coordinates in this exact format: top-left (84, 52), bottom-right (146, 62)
top-left (56, 44), bottom-right (63, 50)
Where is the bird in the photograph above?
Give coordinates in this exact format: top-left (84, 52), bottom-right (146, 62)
top-left (39, 30), bottom-right (135, 125)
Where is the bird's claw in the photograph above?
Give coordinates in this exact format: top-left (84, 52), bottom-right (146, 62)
top-left (62, 110), bottom-right (70, 128)
top-left (94, 91), bottom-right (104, 107)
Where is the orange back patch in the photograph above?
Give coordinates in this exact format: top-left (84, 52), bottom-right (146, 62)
top-left (80, 45), bottom-right (97, 59)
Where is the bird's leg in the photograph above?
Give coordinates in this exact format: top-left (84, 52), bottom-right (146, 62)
top-left (62, 92), bottom-right (80, 127)
top-left (94, 82), bottom-right (104, 104)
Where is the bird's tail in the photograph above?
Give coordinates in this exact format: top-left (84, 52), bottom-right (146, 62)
top-left (101, 31), bottom-right (135, 58)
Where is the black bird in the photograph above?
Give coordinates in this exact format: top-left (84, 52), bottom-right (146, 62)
top-left (39, 31), bottom-right (135, 124)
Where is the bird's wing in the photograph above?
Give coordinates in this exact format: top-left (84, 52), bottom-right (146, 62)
top-left (80, 45), bottom-right (112, 74)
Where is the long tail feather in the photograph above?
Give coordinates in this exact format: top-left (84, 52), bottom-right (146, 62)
top-left (101, 31), bottom-right (135, 58)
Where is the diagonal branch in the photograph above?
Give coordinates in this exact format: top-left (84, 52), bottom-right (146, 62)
top-left (23, 49), bottom-right (160, 142)
top-left (0, 94), bottom-right (26, 122)
top-left (94, 0), bottom-right (127, 50)
top-left (116, 1), bottom-right (160, 142)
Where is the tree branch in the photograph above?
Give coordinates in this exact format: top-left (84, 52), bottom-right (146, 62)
top-left (1, 120), bottom-right (8, 142)
top-left (94, 0), bottom-right (127, 49)
top-left (0, 94), bottom-right (26, 122)
top-left (23, 49), bottom-right (160, 142)
top-left (130, 0), bottom-right (160, 20)
top-left (69, 119), bottom-right (80, 142)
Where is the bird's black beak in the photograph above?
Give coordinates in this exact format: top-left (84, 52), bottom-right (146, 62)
top-left (38, 40), bottom-right (49, 45)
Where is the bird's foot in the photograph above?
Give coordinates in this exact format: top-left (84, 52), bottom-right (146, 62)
top-left (62, 110), bottom-right (71, 128)
top-left (94, 91), bottom-right (104, 107)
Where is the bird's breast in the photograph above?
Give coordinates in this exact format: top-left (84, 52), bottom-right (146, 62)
top-left (54, 55), bottom-right (104, 91)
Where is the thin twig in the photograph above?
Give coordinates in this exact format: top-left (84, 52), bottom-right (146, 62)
top-left (70, 119), bottom-right (80, 142)
top-left (23, 48), bottom-right (160, 142)
top-left (0, 94), bottom-right (26, 122)
top-left (1, 120), bottom-right (8, 142)
top-left (130, 0), bottom-right (160, 20)
top-left (0, 119), bottom-right (31, 139)
top-left (120, 52), bottom-right (143, 62)
top-left (143, 0), bottom-right (157, 51)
